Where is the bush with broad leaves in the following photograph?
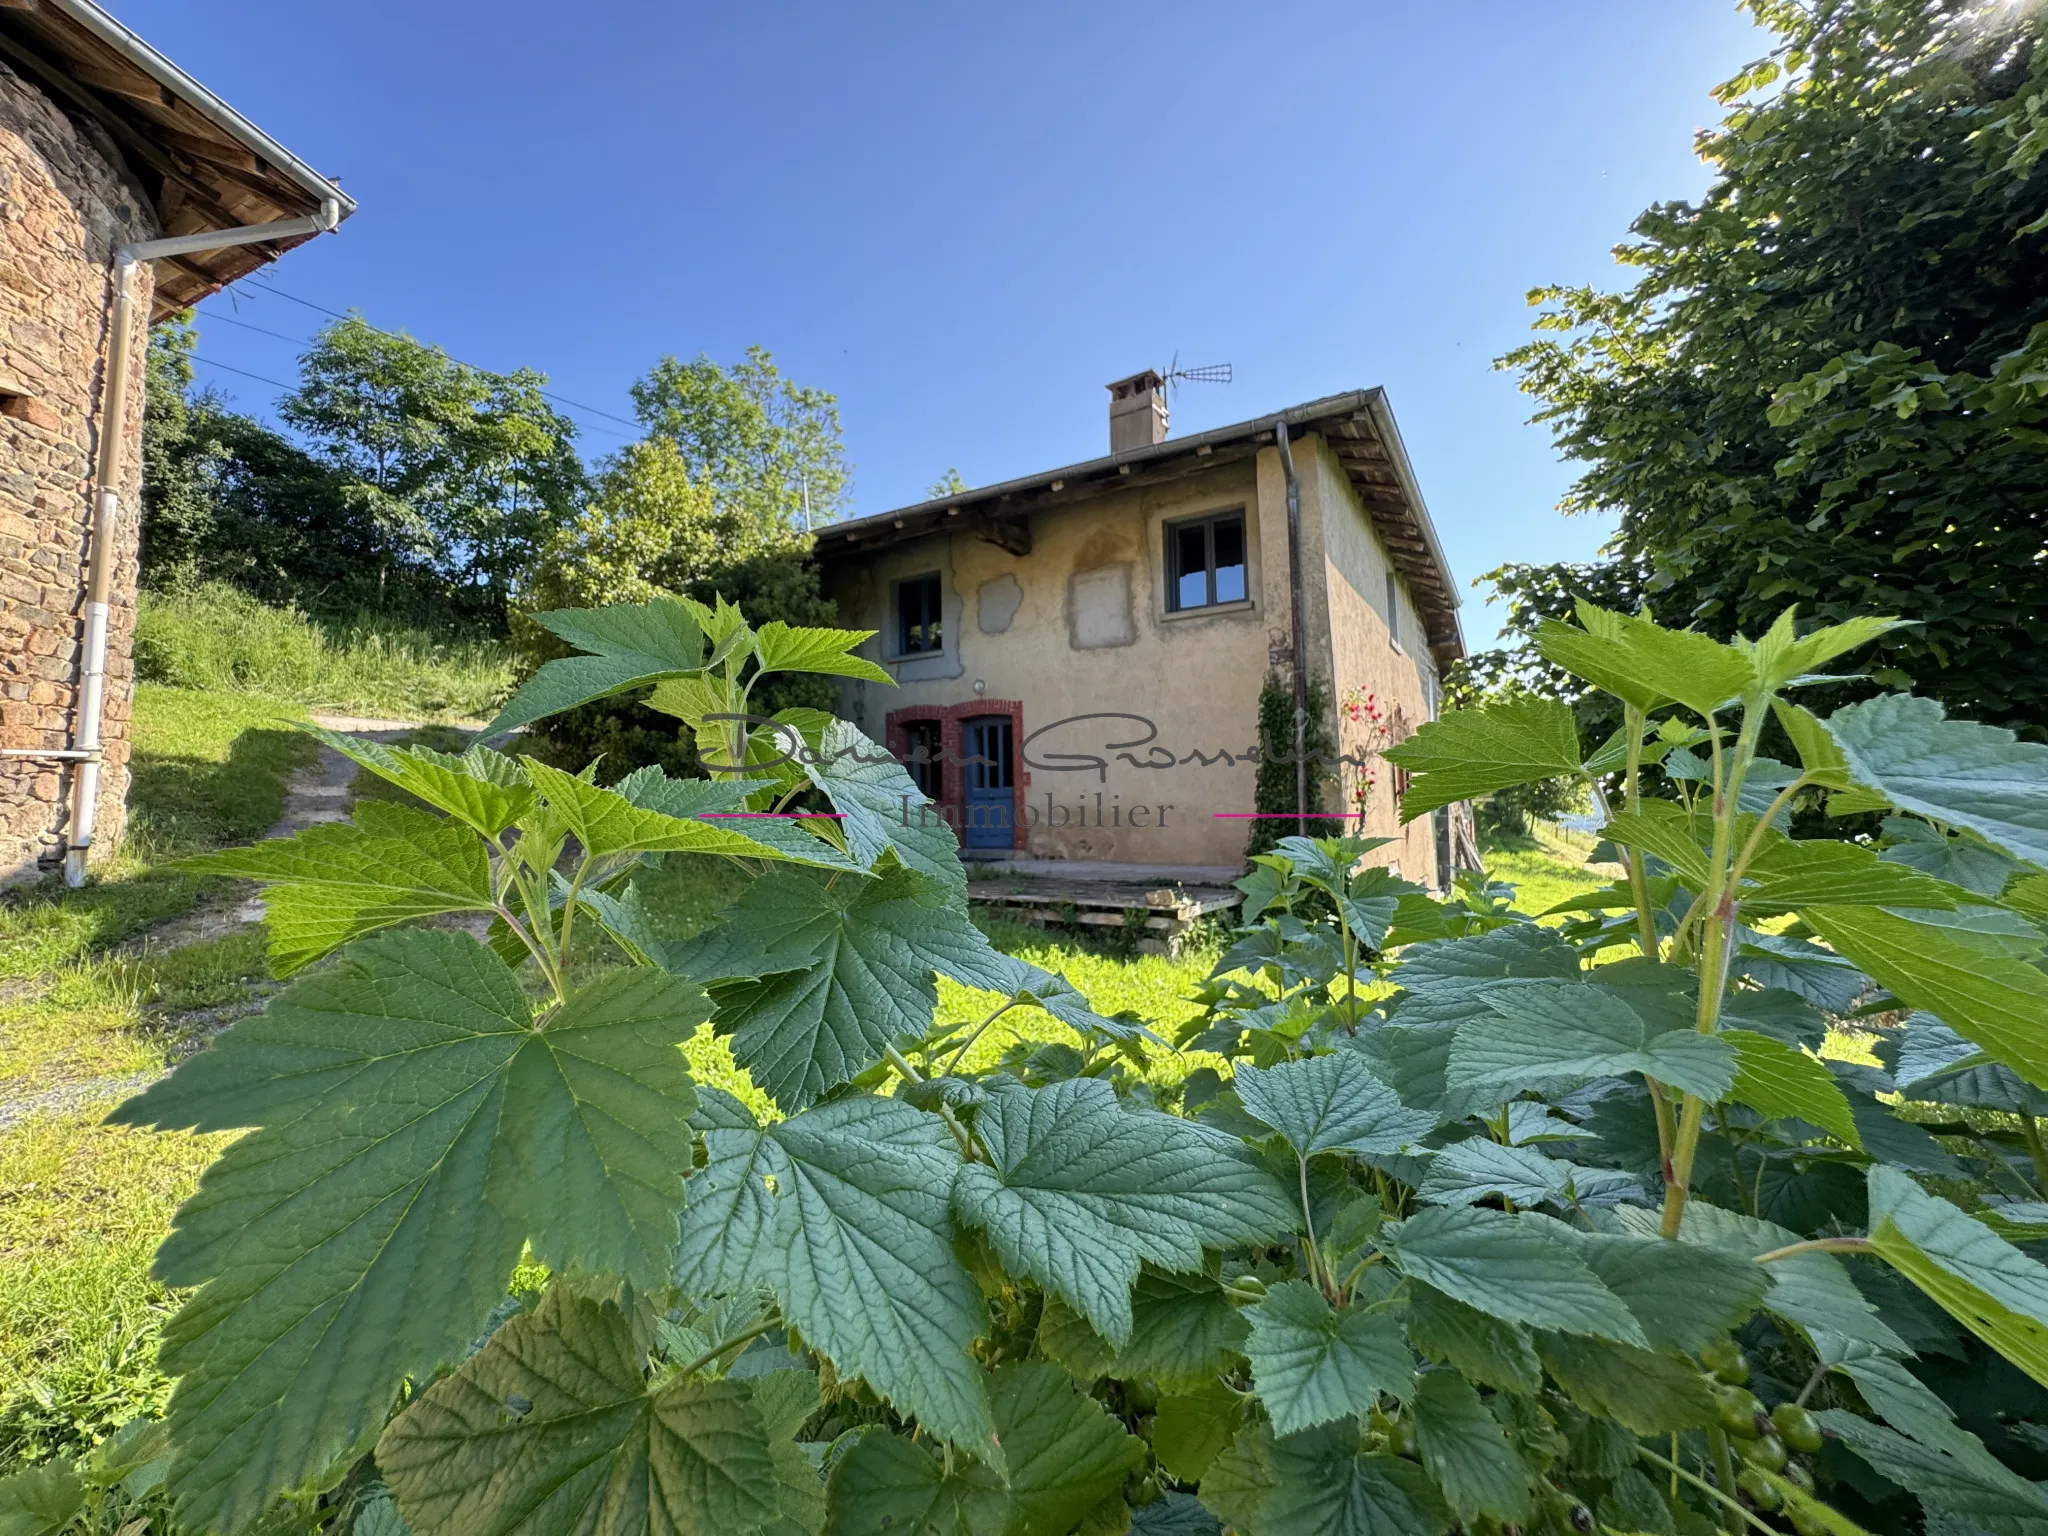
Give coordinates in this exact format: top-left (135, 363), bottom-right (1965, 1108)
top-left (15, 594), bottom-right (2048, 1536)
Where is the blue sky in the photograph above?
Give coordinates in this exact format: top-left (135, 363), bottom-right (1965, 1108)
top-left (125, 1), bottom-right (1767, 647)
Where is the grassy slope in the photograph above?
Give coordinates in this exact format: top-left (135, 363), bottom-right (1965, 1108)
top-left (0, 688), bottom-right (313, 1461)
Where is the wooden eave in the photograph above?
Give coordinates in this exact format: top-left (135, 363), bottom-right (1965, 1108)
top-left (0, 0), bottom-right (354, 318)
top-left (812, 387), bottom-right (1466, 668)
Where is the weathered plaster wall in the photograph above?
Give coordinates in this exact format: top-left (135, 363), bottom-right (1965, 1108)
top-left (0, 60), bottom-right (156, 882)
top-left (826, 460), bottom-right (1276, 867)
top-left (1306, 434), bottom-right (1443, 888)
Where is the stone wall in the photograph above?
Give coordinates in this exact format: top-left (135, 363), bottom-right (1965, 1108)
top-left (0, 58), bottom-right (156, 882)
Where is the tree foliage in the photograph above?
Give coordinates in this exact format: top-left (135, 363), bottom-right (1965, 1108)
top-left (18, 593), bottom-right (2048, 1536)
top-left (1496, 0), bottom-right (2048, 737)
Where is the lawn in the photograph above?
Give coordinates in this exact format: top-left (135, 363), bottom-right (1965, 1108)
top-left (0, 686), bottom-right (310, 1462)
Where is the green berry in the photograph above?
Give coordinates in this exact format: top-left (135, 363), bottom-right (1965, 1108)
top-left (1223, 1275), bottom-right (1268, 1305)
top-left (1788, 1501), bottom-right (1828, 1536)
top-left (1701, 1338), bottom-right (1751, 1385)
top-left (1124, 1379), bottom-right (1160, 1412)
top-left (1773, 1402), bottom-right (1825, 1454)
top-left (1717, 1387), bottom-right (1765, 1438)
top-left (1783, 1460), bottom-right (1816, 1493)
top-left (1736, 1467), bottom-right (1782, 1511)
top-left (1739, 1434), bottom-right (1789, 1473)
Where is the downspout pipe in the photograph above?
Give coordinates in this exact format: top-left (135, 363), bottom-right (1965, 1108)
top-left (59, 200), bottom-right (340, 886)
top-left (1274, 421), bottom-right (1309, 829)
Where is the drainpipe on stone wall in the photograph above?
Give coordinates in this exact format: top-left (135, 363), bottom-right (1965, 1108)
top-left (1273, 420), bottom-right (1309, 827)
top-left (53, 202), bottom-right (340, 886)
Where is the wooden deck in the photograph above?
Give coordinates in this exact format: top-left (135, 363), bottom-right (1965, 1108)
top-left (966, 872), bottom-right (1242, 955)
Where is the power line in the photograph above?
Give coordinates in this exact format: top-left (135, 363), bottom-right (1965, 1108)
top-left (215, 279), bottom-right (645, 431)
top-left (190, 354), bottom-right (298, 391)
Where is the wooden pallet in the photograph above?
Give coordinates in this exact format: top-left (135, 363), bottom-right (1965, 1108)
top-left (966, 878), bottom-right (1241, 956)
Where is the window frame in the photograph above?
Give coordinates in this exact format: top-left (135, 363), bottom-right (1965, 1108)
top-left (892, 572), bottom-right (945, 657)
top-left (1163, 508), bottom-right (1250, 614)
top-left (1384, 568), bottom-right (1405, 654)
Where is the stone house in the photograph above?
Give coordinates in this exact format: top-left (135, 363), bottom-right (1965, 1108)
top-left (813, 375), bottom-right (1469, 888)
top-left (0, 0), bottom-right (351, 882)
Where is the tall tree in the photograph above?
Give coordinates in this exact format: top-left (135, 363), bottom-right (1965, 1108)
top-left (281, 316), bottom-right (585, 619)
top-left (627, 345), bottom-right (848, 536)
top-left (1497, 0), bottom-right (2048, 736)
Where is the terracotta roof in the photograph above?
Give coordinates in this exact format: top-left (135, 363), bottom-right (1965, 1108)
top-left (0, 0), bottom-right (354, 319)
top-left (813, 387), bottom-right (1464, 667)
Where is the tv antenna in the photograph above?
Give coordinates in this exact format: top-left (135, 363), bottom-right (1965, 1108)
top-left (1162, 351), bottom-right (1233, 396)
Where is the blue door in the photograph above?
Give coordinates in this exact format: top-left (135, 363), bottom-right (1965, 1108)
top-left (962, 716), bottom-right (1014, 852)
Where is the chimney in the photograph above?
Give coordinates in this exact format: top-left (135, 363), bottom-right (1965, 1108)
top-left (1107, 369), bottom-right (1168, 453)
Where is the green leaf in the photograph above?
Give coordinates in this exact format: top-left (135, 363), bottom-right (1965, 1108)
top-left (174, 806), bottom-right (494, 974)
top-left (821, 1431), bottom-right (1004, 1536)
top-left (1816, 1410), bottom-right (2048, 1531)
top-left (1537, 604), bottom-right (1756, 717)
top-left (1386, 698), bottom-right (1583, 823)
top-left (807, 719), bottom-right (966, 892)
top-left (306, 727), bottom-right (534, 836)
top-left (1403, 1285), bottom-right (1543, 1394)
top-left (823, 1365), bottom-right (1140, 1536)
top-left (378, 1285), bottom-right (784, 1536)
top-left (695, 867), bottom-right (948, 1110)
top-left (751, 620), bottom-right (893, 684)
top-left (1199, 1423), bottom-right (1278, 1532)
top-left (1825, 694), bottom-right (2048, 868)
top-left (1417, 1137), bottom-right (1573, 1209)
top-left (1564, 1230), bottom-right (1772, 1355)
top-left (675, 1094), bottom-right (997, 1465)
top-left (1867, 1164), bottom-right (2048, 1390)
top-left (952, 1078), bottom-right (1293, 1347)
top-left (1234, 1053), bottom-right (1439, 1161)
top-left (987, 1362), bottom-right (1146, 1536)
top-left (1412, 1371), bottom-right (1533, 1522)
top-left (1535, 1333), bottom-right (1718, 1433)
top-left (1264, 1423), bottom-right (1453, 1536)
top-left (1446, 981), bottom-right (1736, 1102)
top-left (1244, 1280), bottom-right (1415, 1436)
top-left (483, 598), bottom-right (706, 736)
top-left (0, 1462), bottom-right (83, 1536)
top-left (1378, 1206), bottom-right (1647, 1346)
top-left (1153, 1381), bottom-right (1244, 1482)
top-left (1615, 1201), bottom-right (1906, 1353)
top-left (1804, 905), bottom-right (2048, 1089)
top-left (1037, 1270), bottom-right (1251, 1392)
top-left (523, 757), bottom-right (829, 863)
top-left (105, 932), bottom-right (706, 1534)
top-left (1725, 1029), bottom-right (1862, 1147)
top-left (1599, 801), bottom-right (1713, 889)
top-left (1740, 837), bottom-right (1972, 913)
top-left (1772, 700), bottom-right (1855, 789)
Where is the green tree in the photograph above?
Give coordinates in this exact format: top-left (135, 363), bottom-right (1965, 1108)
top-left (1498, 0), bottom-right (2048, 737)
top-left (926, 466), bottom-right (969, 499)
top-left (628, 345), bottom-right (848, 536)
top-left (515, 437), bottom-right (838, 774)
top-left (281, 316), bottom-right (585, 621)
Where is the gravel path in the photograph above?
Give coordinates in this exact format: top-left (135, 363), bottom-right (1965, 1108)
top-left (0, 715), bottom-right (428, 1130)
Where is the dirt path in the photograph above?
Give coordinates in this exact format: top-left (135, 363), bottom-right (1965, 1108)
top-left (0, 714), bottom-right (431, 1131)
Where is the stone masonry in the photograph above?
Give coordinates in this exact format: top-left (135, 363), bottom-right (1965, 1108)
top-left (0, 57), bottom-right (156, 882)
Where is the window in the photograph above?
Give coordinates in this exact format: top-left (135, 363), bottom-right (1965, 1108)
top-left (902, 720), bottom-right (943, 801)
top-left (1165, 511), bottom-right (1248, 612)
top-left (1385, 569), bottom-right (1403, 651)
top-left (895, 573), bottom-right (943, 655)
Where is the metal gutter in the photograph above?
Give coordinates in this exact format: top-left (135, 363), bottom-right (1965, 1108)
top-left (40, 0), bottom-right (356, 219)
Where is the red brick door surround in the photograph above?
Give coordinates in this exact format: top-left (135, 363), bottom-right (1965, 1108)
top-left (883, 699), bottom-right (1026, 851)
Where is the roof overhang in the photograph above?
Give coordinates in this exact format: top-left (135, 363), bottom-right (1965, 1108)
top-left (0, 0), bottom-right (355, 319)
top-left (813, 388), bottom-right (1465, 668)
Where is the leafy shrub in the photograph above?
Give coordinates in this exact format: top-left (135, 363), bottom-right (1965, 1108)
top-left (1247, 670), bottom-right (1343, 860)
top-left (134, 583), bottom-right (512, 721)
top-left (20, 596), bottom-right (2048, 1536)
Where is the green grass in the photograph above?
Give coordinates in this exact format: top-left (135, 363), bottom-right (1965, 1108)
top-left (0, 1113), bottom-right (228, 1462)
top-left (136, 582), bottom-right (513, 722)
top-left (0, 688), bottom-right (309, 1464)
top-left (1480, 821), bottom-right (1617, 919)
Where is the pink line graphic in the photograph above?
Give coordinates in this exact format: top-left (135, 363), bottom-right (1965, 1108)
top-left (703, 811), bottom-right (846, 819)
